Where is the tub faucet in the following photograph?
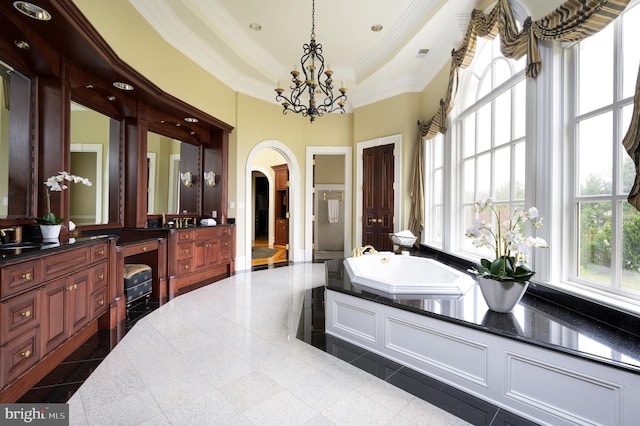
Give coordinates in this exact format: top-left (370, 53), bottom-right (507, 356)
top-left (353, 245), bottom-right (378, 257)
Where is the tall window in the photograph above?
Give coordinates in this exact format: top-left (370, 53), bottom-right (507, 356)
top-left (568, 3), bottom-right (640, 295)
top-left (424, 133), bottom-right (444, 247)
top-left (455, 36), bottom-right (527, 257)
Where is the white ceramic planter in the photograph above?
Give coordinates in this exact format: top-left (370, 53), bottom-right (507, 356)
top-left (477, 276), bottom-right (529, 313)
top-left (39, 224), bottom-right (61, 241)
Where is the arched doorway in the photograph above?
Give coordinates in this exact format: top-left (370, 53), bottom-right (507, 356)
top-left (245, 140), bottom-right (302, 270)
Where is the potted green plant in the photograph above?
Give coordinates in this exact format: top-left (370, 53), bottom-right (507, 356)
top-left (36, 171), bottom-right (92, 239)
top-left (465, 199), bottom-right (548, 313)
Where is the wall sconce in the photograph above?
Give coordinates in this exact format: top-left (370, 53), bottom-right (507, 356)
top-left (180, 171), bottom-right (194, 187)
top-left (204, 171), bottom-right (216, 187)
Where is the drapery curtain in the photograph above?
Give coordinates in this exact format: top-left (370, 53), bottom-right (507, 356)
top-left (408, 132), bottom-right (425, 243)
top-left (623, 64), bottom-right (640, 210)
top-left (411, 0), bottom-right (636, 235)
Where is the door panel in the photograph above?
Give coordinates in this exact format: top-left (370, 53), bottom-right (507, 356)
top-left (362, 144), bottom-right (394, 251)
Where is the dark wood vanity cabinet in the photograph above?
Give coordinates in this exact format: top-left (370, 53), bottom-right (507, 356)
top-left (0, 238), bottom-right (111, 402)
top-left (124, 225), bottom-right (235, 299)
top-left (169, 226), bottom-right (235, 297)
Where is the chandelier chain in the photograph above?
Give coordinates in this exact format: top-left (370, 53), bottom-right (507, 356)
top-left (311, 0), bottom-right (315, 39)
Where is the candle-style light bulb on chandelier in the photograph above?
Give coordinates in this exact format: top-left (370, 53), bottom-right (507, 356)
top-left (274, 0), bottom-right (348, 123)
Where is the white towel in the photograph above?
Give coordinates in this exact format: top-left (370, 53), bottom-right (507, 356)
top-left (328, 199), bottom-right (340, 224)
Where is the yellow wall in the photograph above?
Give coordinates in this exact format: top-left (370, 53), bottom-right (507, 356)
top-left (72, 0), bottom-right (236, 127)
top-left (315, 155), bottom-right (345, 185)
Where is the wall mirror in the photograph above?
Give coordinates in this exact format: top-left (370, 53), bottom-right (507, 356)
top-left (147, 131), bottom-right (199, 215)
top-left (69, 100), bottom-right (120, 225)
top-left (0, 59), bottom-right (32, 219)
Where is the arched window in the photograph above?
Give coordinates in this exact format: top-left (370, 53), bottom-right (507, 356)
top-left (455, 34), bottom-right (527, 257)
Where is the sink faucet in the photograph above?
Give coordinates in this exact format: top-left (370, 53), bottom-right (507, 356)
top-left (353, 245), bottom-right (378, 257)
top-left (0, 227), bottom-right (16, 245)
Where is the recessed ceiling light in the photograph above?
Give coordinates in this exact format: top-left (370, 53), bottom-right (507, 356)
top-left (13, 1), bottom-right (51, 21)
top-left (14, 40), bottom-right (30, 50)
top-left (371, 24), bottom-right (383, 32)
top-left (417, 48), bottom-right (430, 58)
top-left (184, 117), bottom-right (198, 123)
top-left (113, 81), bottom-right (134, 91)
top-left (249, 22), bottom-right (262, 31)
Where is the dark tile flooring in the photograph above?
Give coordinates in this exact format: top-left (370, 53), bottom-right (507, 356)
top-left (17, 273), bottom-right (538, 425)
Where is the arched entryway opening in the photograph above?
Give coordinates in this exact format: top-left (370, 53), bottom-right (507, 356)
top-left (245, 140), bottom-right (302, 270)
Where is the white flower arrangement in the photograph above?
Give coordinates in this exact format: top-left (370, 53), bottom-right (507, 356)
top-left (465, 199), bottom-right (548, 283)
top-left (36, 171), bottom-right (92, 225)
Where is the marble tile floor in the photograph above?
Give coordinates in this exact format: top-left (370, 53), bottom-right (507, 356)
top-left (22, 264), bottom-right (535, 425)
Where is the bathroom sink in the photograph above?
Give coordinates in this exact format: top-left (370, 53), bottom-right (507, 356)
top-left (0, 241), bottom-right (56, 251)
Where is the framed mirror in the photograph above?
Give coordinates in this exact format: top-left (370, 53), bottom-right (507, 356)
top-left (0, 59), bottom-right (33, 219)
top-left (147, 131), bottom-right (200, 215)
top-left (147, 131), bottom-right (181, 214)
top-left (69, 100), bottom-right (121, 225)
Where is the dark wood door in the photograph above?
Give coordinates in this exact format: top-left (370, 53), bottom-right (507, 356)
top-left (272, 164), bottom-right (289, 247)
top-left (363, 144), bottom-right (394, 251)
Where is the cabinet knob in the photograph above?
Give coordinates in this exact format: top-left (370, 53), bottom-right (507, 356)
top-left (97, 249), bottom-right (105, 256)
top-left (142, 246), bottom-right (147, 251)
top-left (183, 264), bottom-right (189, 270)
top-left (74, 284), bottom-right (78, 290)
top-left (21, 310), bottom-right (31, 318)
top-left (98, 300), bottom-right (104, 306)
top-left (21, 350), bottom-right (31, 358)
top-left (98, 274), bottom-right (104, 280)
top-left (21, 272), bottom-right (32, 280)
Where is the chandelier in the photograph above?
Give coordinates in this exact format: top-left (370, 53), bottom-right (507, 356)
top-left (274, 0), bottom-right (348, 123)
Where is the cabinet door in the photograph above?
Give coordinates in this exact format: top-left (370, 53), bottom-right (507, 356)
top-left (275, 219), bottom-right (288, 246)
top-left (193, 239), bottom-right (208, 271)
top-left (41, 278), bottom-right (69, 354)
top-left (67, 269), bottom-right (91, 336)
top-left (205, 240), bottom-right (219, 267)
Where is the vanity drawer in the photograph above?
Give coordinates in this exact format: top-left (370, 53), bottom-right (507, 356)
top-left (194, 227), bottom-right (218, 239)
top-left (1, 260), bottom-right (42, 299)
top-left (219, 227), bottom-right (232, 237)
top-left (90, 285), bottom-right (107, 320)
top-left (1, 326), bottom-right (40, 388)
top-left (177, 230), bottom-right (194, 242)
top-left (91, 263), bottom-right (107, 293)
top-left (176, 259), bottom-right (192, 275)
top-left (43, 246), bottom-right (90, 280)
top-left (176, 243), bottom-right (193, 260)
top-left (219, 238), bottom-right (231, 262)
top-left (1, 289), bottom-right (40, 345)
top-left (91, 243), bottom-right (108, 263)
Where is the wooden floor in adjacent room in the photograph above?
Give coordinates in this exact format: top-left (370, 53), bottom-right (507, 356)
top-left (251, 240), bottom-right (288, 267)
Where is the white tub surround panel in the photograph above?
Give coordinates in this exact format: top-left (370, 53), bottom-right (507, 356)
top-left (326, 289), bottom-right (640, 426)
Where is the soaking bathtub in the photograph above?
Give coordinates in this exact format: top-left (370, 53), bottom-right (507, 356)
top-left (343, 253), bottom-right (474, 297)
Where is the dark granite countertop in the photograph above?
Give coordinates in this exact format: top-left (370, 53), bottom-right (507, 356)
top-left (124, 223), bottom-right (235, 232)
top-left (324, 257), bottom-right (640, 375)
top-left (0, 235), bottom-right (114, 265)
